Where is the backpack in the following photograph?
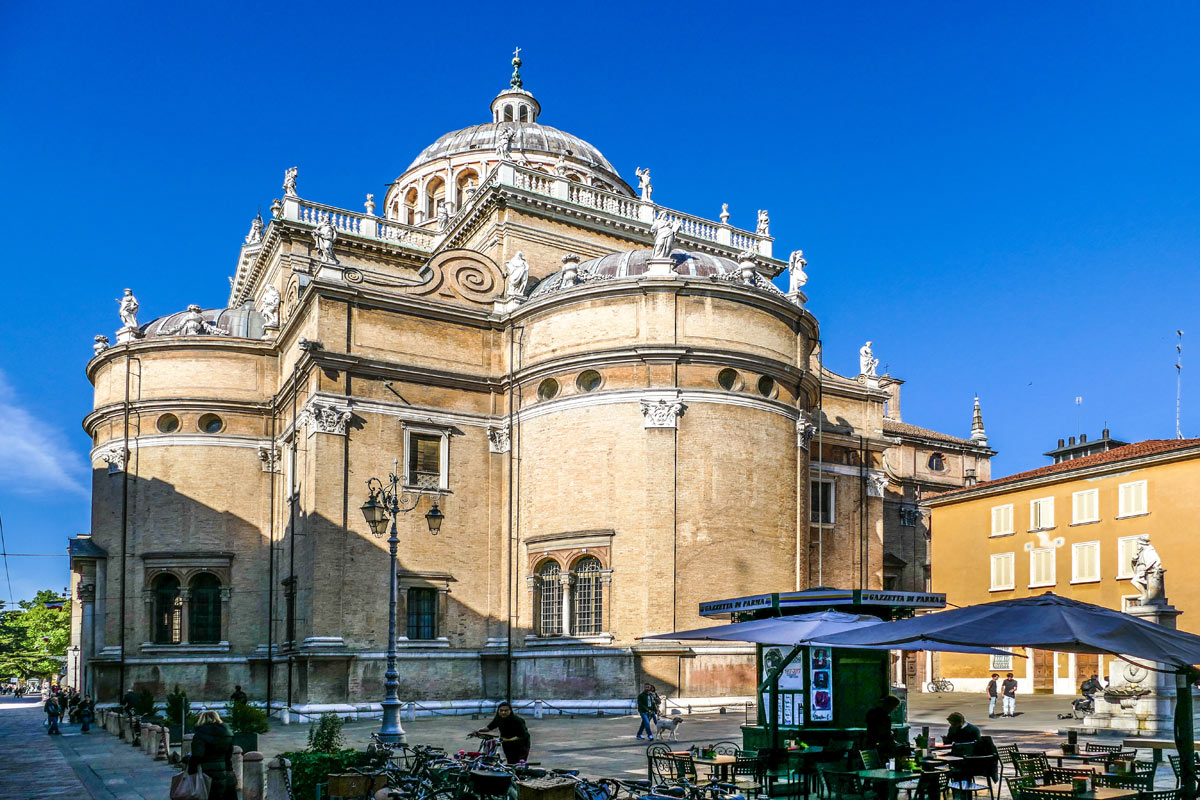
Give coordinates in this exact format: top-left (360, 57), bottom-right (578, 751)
top-left (46, 700), bottom-right (60, 715)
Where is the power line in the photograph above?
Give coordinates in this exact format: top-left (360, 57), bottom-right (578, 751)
top-left (0, 511), bottom-right (13, 606)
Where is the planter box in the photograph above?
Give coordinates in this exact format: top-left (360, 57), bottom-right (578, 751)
top-left (327, 773), bottom-right (386, 798)
top-left (232, 732), bottom-right (259, 753)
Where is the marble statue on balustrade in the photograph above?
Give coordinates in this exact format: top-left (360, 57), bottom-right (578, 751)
top-left (365, 194), bottom-right (376, 216)
top-left (635, 167), bottom-right (652, 202)
top-left (787, 250), bottom-right (808, 294)
top-left (1131, 535), bottom-right (1164, 602)
top-left (496, 127), bottom-right (515, 162)
top-left (756, 209), bottom-right (769, 236)
top-left (505, 251), bottom-right (530, 297)
top-left (859, 341), bottom-right (878, 377)
top-left (259, 285), bottom-right (281, 329)
top-left (719, 204), bottom-right (730, 224)
top-left (163, 305), bottom-right (229, 337)
top-left (651, 213), bottom-right (680, 260)
top-left (244, 213), bottom-right (264, 245)
top-left (312, 215), bottom-right (337, 263)
top-left (270, 198), bottom-right (283, 219)
top-left (437, 201), bottom-right (453, 232)
top-left (93, 335), bottom-right (110, 356)
top-left (283, 167), bottom-right (298, 197)
top-left (118, 289), bottom-right (139, 328)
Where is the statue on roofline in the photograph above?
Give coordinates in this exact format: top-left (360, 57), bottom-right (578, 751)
top-left (788, 250), bottom-right (808, 293)
top-left (283, 167), bottom-right (298, 197)
top-left (651, 212), bottom-right (680, 260)
top-left (118, 289), bottom-right (139, 329)
top-left (635, 167), bottom-right (652, 202)
top-left (859, 341), bottom-right (878, 377)
top-left (505, 251), bottom-right (530, 297)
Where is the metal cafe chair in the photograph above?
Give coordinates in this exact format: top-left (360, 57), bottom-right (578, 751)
top-left (1092, 775), bottom-right (1151, 791)
top-left (859, 750), bottom-right (884, 771)
top-left (1084, 744), bottom-right (1124, 754)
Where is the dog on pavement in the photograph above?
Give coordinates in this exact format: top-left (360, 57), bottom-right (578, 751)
top-left (654, 715), bottom-right (684, 741)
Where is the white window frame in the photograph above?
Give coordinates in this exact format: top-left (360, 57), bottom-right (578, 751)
top-left (990, 504), bottom-right (1014, 537)
top-left (990, 649), bottom-right (1013, 671)
top-left (1118, 480), bottom-right (1148, 519)
top-left (403, 425), bottom-right (450, 491)
top-left (1071, 489), bottom-right (1099, 525)
top-left (1029, 547), bottom-right (1056, 588)
top-left (811, 479), bottom-right (835, 525)
top-left (990, 552), bottom-right (1015, 592)
top-left (1116, 535), bottom-right (1141, 579)
top-left (1071, 541), bottom-right (1101, 584)
top-left (1029, 497), bottom-right (1055, 531)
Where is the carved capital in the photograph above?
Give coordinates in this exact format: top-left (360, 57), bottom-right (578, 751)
top-left (866, 473), bottom-right (889, 498)
top-left (76, 582), bottom-right (96, 602)
top-left (640, 397), bottom-right (686, 429)
top-left (218, 587), bottom-right (232, 602)
top-left (100, 445), bottom-right (127, 474)
top-left (258, 444), bottom-right (281, 473)
top-left (487, 424), bottom-right (511, 454)
top-left (297, 399), bottom-right (352, 436)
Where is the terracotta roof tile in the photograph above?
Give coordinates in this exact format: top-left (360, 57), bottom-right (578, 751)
top-left (882, 419), bottom-right (974, 446)
top-left (931, 438), bottom-right (1200, 498)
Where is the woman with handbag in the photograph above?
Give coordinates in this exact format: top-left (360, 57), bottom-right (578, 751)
top-left (185, 710), bottom-right (238, 799)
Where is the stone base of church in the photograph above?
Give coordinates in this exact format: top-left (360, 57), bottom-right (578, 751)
top-left (88, 648), bottom-right (756, 706)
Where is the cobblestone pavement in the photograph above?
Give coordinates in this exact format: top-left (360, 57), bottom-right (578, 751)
top-left (3, 692), bottom-right (1178, 799)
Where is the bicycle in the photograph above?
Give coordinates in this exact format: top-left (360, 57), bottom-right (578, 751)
top-left (926, 678), bottom-right (954, 693)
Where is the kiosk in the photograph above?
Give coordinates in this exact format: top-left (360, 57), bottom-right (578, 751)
top-left (696, 588), bottom-right (946, 750)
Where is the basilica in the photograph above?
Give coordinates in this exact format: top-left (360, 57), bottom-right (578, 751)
top-left (70, 56), bottom-right (993, 710)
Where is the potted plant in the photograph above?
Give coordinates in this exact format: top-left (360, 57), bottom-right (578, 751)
top-left (229, 700), bottom-right (269, 753)
top-left (165, 685), bottom-right (196, 745)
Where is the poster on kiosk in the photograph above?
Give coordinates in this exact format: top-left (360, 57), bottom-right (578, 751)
top-left (809, 647), bottom-right (833, 722)
top-left (762, 646), bottom-right (805, 726)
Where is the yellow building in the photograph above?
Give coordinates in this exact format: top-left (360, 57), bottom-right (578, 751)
top-left (926, 437), bottom-right (1200, 694)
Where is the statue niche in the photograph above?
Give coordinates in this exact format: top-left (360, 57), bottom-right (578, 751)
top-left (407, 249), bottom-right (505, 309)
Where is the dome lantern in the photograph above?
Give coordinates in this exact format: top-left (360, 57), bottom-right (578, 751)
top-left (491, 47), bottom-right (540, 124)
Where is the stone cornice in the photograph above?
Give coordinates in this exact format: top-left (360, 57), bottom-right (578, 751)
top-left (86, 337), bottom-right (275, 383)
top-left (921, 444), bottom-right (1200, 506)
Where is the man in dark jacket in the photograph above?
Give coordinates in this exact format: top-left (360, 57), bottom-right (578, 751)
top-left (79, 695), bottom-right (96, 733)
top-left (121, 687), bottom-right (138, 714)
top-left (44, 696), bottom-right (62, 735)
top-left (943, 712), bottom-right (981, 749)
top-left (865, 695), bottom-right (907, 758)
top-left (986, 674), bottom-right (999, 718)
top-left (230, 685), bottom-right (249, 703)
top-left (636, 683), bottom-right (659, 740)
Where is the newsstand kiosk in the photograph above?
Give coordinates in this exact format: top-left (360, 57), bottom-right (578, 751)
top-left (695, 587), bottom-right (946, 750)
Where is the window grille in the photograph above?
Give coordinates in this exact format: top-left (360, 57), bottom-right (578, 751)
top-left (990, 652), bottom-right (1013, 670)
top-left (810, 480), bottom-right (834, 524)
top-left (189, 573), bottom-right (222, 644)
top-left (536, 561), bottom-right (562, 636)
top-left (408, 433), bottom-right (442, 489)
top-left (407, 587), bottom-right (438, 639)
top-left (571, 557), bottom-right (603, 636)
top-left (153, 575), bottom-right (182, 644)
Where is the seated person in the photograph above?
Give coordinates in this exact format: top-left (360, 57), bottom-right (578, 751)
top-left (943, 712), bottom-right (981, 753)
top-left (1079, 674), bottom-right (1103, 698)
top-left (864, 695), bottom-right (909, 759)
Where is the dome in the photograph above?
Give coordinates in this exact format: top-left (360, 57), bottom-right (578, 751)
top-left (141, 304), bottom-right (265, 339)
top-left (404, 121), bottom-right (620, 177)
top-left (529, 249), bottom-right (740, 299)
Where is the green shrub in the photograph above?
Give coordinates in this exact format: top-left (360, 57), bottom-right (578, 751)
top-left (229, 700), bottom-right (269, 734)
top-left (165, 686), bottom-right (189, 726)
top-left (133, 688), bottom-right (156, 718)
top-left (280, 749), bottom-right (379, 800)
top-left (306, 711), bottom-right (343, 753)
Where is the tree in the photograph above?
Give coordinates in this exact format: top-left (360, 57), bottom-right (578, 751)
top-left (0, 589), bottom-right (70, 680)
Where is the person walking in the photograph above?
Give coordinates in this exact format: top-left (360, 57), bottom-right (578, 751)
top-left (636, 683), bottom-right (658, 740)
top-left (986, 673), bottom-right (999, 718)
top-left (188, 710), bottom-right (238, 800)
top-left (1001, 672), bottom-right (1018, 717)
top-left (79, 695), bottom-right (95, 733)
top-left (475, 701), bottom-right (531, 764)
top-left (44, 694), bottom-right (62, 735)
top-left (230, 685), bottom-right (249, 703)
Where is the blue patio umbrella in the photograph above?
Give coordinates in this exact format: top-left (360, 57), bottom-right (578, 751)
top-left (817, 593), bottom-right (1200, 798)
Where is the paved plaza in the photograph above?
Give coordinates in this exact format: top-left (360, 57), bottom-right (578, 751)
top-left (0, 693), bottom-right (1177, 799)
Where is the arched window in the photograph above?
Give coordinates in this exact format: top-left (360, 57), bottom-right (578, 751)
top-left (425, 179), bottom-right (445, 222)
top-left (504, 104), bottom-right (514, 122)
top-left (571, 556), bottom-right (603, 636)
top-left (535, 560), bottom-right (563, 636)
top-left (189, 573), bottom-right (222, 644)
top-left (403, 187), bottom-right (418, 225)
top-left (928, 453), bottom-right (945, 471)
top-left (519, 105), bottom-right (529, 122)
top-left (456, 170), bottom-right (478, 209)
top-left (152, 574), bottom-right (182, 645)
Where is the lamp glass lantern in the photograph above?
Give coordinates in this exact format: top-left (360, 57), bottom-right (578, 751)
top-left (360, 494), bottom-right (389, 537)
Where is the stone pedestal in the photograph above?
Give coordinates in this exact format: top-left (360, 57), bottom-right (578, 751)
top-left (786, 290), bottom-right (807, 308)
top-left (493, 295), bottom-right (525, 315)
top-left (115, 326), bottom-right (141, 344)
top-left (262, 324), bottom-right (279, 341)
top-left (644, 258), bottom-right (676, 277)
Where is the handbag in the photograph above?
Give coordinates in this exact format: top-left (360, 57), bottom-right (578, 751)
top-left (170, 771), bottom-right (211, 800)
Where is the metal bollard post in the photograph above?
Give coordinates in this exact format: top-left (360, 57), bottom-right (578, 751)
top-left (232, 746), bottom-right (243, 790)
top-left (243, 752), bottom-right (265, 800)
top-left (267, 756), bottom-right (292, 800)
top-left (534, 700), bottom-right (544, 719)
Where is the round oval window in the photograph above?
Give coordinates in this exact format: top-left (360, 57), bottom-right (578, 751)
top-left (156, 414), bottom-right (180, 434)
top-left (198, 413), bottom-right (224, 434)
top-left (757, 376), bottom-right (776, 397)
top-left (717, 368), bottom-right (741, 391)
top-left (537, 379), bottom-right (559, 401)
top-left (577, 370), bottom-right (602, 393)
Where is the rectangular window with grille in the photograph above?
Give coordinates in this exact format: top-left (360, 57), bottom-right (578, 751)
top-left (1118, 481), bottom-right (1148, 518)
top-left (1072, 490), bottom-right (1099, 524)
top-left (406, 431), bottom-right (445, 489)
top-left (536, 563), bottom-right (563, 636)
top-left (406, 587), bottom-right (437, 640)
top-left (571, 558), bottom-right (604, 636)
top-left (990, 552), bottom-right (1014, 591)
top-left (990, 651), bottom-right (1013, 671)
top-left (1029, 547), bottom-right (1056, 587)
top-left (990, 504), bottom-right (1014, 536)
top-left (1030, 497), bottom-right (1055, 530)
top-left (1072, 541), bottom-right (1101, 583)
top-left (810, 480), bottom-right (834, 524)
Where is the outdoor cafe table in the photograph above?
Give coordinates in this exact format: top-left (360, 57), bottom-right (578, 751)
top-left (1123, 737), bottom-right (1200, 766)
top-left (1040, 784), bottom-right (1140, 800)
top-left (854, 769), bottom-right (921, 800)
top-left (1042, 750), bottom-right (1114, 768)
top-left (691, 754), bottom-right (737, 781)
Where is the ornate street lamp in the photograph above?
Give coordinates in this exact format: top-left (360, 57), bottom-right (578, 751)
top-left (360, 460), bottom-right (446, 744)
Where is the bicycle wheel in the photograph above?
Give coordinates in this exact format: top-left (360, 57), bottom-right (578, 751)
top-left (942, 681), bottom-right (954, 692)
top-left (926, 682), bottom-right (941, 693)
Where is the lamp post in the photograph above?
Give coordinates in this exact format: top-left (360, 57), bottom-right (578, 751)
top-left (70, 646), bottom-right (81, 691)
top-left (360, 460), bottom-right (445, 744)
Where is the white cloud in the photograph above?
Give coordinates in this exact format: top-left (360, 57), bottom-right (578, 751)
top-left (0, 370), bottom-right (88, 496)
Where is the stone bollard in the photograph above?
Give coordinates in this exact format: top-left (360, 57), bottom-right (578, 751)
top-left (243, 751), bottom-right (265, 800)
top-left (146, 725), bottom-right (160, 756)
top-left (232, 745), bottom-right (243, 790)
top-left (139, 723), bottom-right (150, 752)
top-left (266, 757), bottom-right (291, 800)
top-left (182, 733), bottom-right (194, 761)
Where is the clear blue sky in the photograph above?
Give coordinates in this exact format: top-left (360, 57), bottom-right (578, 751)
top-left (2, 1), bottom-right (1198, 603)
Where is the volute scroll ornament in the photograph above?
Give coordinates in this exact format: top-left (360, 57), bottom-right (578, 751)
top-left (298, 400), bottom-right (353, 436)
top-left (640, 397), bottom-right (686, 429)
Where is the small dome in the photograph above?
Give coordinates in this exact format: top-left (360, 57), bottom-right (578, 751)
top-left (141, 304), bottom-right (264, 339)
top-left (403, 121), bottom-right (621, 178)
